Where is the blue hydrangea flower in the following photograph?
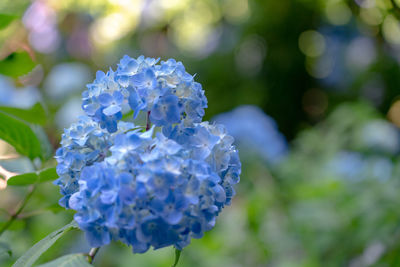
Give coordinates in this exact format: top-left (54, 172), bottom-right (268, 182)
top-left (69, 125), bottom-right (240, 252)
top-left (81, 55), bottom-right (207, 132)
top-left (55, 116), bottom-right (136, 208)
top-left (56, 55), bottom-right (240, 254)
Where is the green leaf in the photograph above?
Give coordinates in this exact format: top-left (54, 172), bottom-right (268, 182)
top-left (0, 220), bottom-right (25, 231)
top-left (0, 242), bottom-right (12, 257)
top-left (0, 111), bottom-right (42, 160)
top-left (31, 125), bottom-right (53, 160)
top-left (0, 52), bottom-right (36, 78)
top-left (0, 14), bottom-right (18, 30)
top-left (172, 248), bottom-right (182, 267)
top-left (12, 221), bottom-right (78, 267)
top-left (7, 172), bottom-right (38, 186)
top-left (45, 204), bottom-right (64, 214)
top-left (37, 254), bottom-right (92, 267)
top-left (0, 103), bottom-right (47, 125)
top-left (0, 104), bottom-right (51, 159)
top-left (38, 168), bottom-right (58, 183)
top-left (7, 167), bottom-right (58, 186)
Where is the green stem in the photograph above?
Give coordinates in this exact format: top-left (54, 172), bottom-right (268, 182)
top-left (172, 248), bottom-right (182, 267)
top-left (87, 247), bottom-right (100, 264)
top-left (0, 185), bottom-right (36, 237)
top-left (391, 0), bottom-right (400, 20)
top-left (17, 208), bottom-right (48, 219)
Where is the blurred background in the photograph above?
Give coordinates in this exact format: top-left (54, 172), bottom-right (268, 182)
top-left (1, 0), bottom-right (400, 266)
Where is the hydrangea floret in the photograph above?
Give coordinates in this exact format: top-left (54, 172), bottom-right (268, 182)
top-left (55, 55), bottom-right (241, 253)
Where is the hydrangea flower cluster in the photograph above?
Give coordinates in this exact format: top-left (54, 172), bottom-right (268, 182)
top-left (81, 55), bottom-right (207, 133)
top-left (55, 55), bottom-right (241, 253)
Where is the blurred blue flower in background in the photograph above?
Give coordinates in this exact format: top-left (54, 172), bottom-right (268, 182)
top-left (326, 151), bottom-right (366, 181)
top-left (0, 75), bottom-right (41, 108)
top-left (213, 105), bottom-right (288, 164)
top-left (302, 24), bottom-right (379, 101)
top-left (43, 63), bottom-right (91, 129)
top-left (325, 118), bottom-right (399, 182)
top-left (310, 25), bottom-right (376, 88)
top-left (360, 120), bottom-right (400, 155)
top-left (55, 98), bottom-right (86, 130)
top-left (44, 63), bottom-right (92, 102)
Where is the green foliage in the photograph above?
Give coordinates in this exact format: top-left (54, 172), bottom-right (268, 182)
top-left (12, 221), bottom-right (78, 267)
top-left (271, 103), bottom-right (400, 266)
top-left (0, 220), bottom-right (25, 231)
top-left (37, 254), bottom-right (92, 267)
top-left (0, 103), bottom-right (52, 160)
top-left (31, 125), bottom-right (53, 160)
top-left (0, 111), bottom-right (42, 160)
top-left (7, 167), bottom-right (58, 186)
top-left (0, 52), bottom-right (36, 78)
top-left (38, 168), bottom-right (58, 183)
top-left (0, 103), bottom-right (47, 125)
top-left (45, 204), bottom-right (65, 214)
top-left (7, 172), bottom-right (37, 186)
top-left (0, 242), bottom-right (12, 257)
top-left (0, 13), bottom-right (18, 30)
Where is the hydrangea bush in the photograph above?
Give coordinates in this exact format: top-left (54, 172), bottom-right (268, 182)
top-left (54, 55), bottom-right (241, 253)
